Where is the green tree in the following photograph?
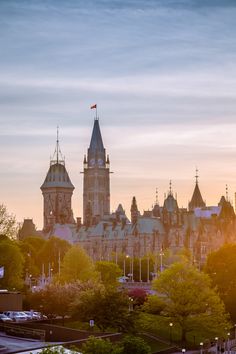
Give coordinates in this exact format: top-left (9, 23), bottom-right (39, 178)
top-left (153, 262), bottom-right (230, 343)
top-left (205, 244), bottom-right (236, 320)
top-left (0, 240), bottom-right (24, 289)
top-left (27, 283), bottom-right (78, 323)
top-left (142, 295), bottom-right (165, 315)
top-left (72, 287), bottom-right (135, 332)
top-left (121, 335), bottom-right (151, 354)
top-left (38, 236), bottom-right (71, 276)
top-left (60, 245), bottom-right (96, 283)
top-left (0, 204), bottom-right (17, 239)
top-left (18, 236), bottom-right (46, 281)
top-left (81, 336), bottom-right (121, 354)
top-left (95, 261), bottom-right (122, 287)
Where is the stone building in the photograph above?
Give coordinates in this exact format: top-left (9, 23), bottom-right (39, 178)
top-left (18, 116), bottom-right (236, 270)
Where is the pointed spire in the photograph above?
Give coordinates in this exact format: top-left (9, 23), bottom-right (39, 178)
top-left (189, 170), bottom-right (206, 211)
top-left (89, 119), bottom-right (104, 152)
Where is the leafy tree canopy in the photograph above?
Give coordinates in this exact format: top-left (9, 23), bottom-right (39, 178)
top-left (95, 261), bottom-right (122, 287)
top-left (81, 336), bottom-right (121, 354)
top-left (0, 204), bottom-right (17, 239)
top-left (0, 240), bottom-right (24, 290)
top-left (59, 245), bottom-right (96, 283)
top-left (205, 244), bottom-right (236, 320)
top-left (153, 262), bottom-right (230, 342)
top-left (72, 287), bottom-right (135, 332)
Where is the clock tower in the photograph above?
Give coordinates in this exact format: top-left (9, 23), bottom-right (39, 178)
top-left (83, 118), bottom-right (110, 223)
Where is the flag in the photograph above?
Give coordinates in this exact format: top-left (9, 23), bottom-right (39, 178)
top-left (90, 104), bottom-right (97, 109)
top-left (0, 266), bottom-right (4, 279)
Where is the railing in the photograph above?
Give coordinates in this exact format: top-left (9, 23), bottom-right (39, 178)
top-left (3, 323), bottom-right (46, 341)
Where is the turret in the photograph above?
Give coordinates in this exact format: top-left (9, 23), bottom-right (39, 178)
top-left (41, 129), bottom-right (74, 231)
top-left (131, 196), bottom-right (139, 225)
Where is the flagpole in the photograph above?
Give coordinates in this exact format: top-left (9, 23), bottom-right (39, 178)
top-left (96, 105), bottom-right (98, 120)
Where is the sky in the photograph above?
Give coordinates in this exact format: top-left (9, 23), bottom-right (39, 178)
top-left (1, 0), bottom-right (236, 229)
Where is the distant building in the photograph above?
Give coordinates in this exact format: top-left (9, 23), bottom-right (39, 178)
top-left (18, 116), bottom-right (236, 268)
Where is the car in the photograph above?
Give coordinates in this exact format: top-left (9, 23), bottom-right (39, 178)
top-left (3, 311), bottom-right (28, 322)
top-left (0, 313), bottom-right (13, 323)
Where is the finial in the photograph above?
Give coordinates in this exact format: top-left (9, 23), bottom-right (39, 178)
top-left (156, 188), bottom-right (159, 205)
top-left (226, 184), bottom-right (228, 201)
top-left (56, 126), bottom-right (59, 163)
top-left (195, 167), bottom-right (199, 184)
top-left (169, 180), bottom-right (172, 195)
top-left (50, 126), bottom-right (65, 166)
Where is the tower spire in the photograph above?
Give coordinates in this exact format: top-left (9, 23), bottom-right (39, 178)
top-left (226, 184), bottom-right (229, 201)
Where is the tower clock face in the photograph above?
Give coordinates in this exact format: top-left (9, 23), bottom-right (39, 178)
top-left (90, 158), bottom-right (95, 166)
top-left (98, 158), bottom-right (103, 166)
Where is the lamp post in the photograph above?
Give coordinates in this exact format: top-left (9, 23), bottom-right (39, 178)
top-left (234, 324), bottom-right (236, 340)
top-left (227, 332), bottom-right (230, 354)
top-left (124, 254), bottom-right (129, 279)
top-left (200, 342), bottom-right (203, 354)
top-left (160, 249), bottom-right (164, 272)
top-left (129, 297), bottom-right (134, 312)
top-left (215, 337), bottom-right (218, 354)
top-left (169, 322), bottom-right (173, 343)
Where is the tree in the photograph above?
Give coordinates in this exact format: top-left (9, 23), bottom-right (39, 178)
top-left (38, 236), bottom-right (71, 276)
top-left (81, 336), bottom-right (151, 354)
top-left (18, 236), bottom-right (46, 281)
top-left (72, 287), bottom-right (136, 332)
top-left (142, 295), bottom-right (165, 315)
top-left (0, 204), bottom-right (17, 239)
top-left (95, 261), bottom-right (122, 287)
top-left (81, 336), bottom-right (121, 354)
top-left (121, 335), bottom-right (151, 354)
top-left (0, 240), bottom-right (24, 289)
top-left (27, 283), bottom-right (78, 324)
top-left (153, 262), bottom-right (230, 343)
top-left (205, 244), bottom-right (236, 320)
top-left (59, 245), bottom-right (96, 283)
top-left (128, 288), bottom-right (147, 307)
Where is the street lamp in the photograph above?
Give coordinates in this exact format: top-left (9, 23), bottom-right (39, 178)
top-left (227, 332), bottom-right (230, 354)
top-left (129, 297), bottom-right (134, 312)
top-left (160, 249), bottom-right (164, 272)
top-left (200, 342), bottom-right (203, 354)
top-left (215, 337), bottom-right (218, 354)
top-left (123, 254), bottom-right (129, 279)
top-left (169, 322), bottom-right (173, 343)
top-left (234, 324), bottom-right (236, 340)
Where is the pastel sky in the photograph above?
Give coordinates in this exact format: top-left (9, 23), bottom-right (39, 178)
top-left (1, 0), bottom-right (236, 229)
